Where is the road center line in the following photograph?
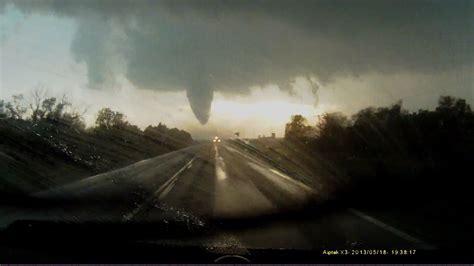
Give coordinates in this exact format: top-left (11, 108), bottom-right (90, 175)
top-left (348, 208), bottom-right (436, 250)
top-left (123, 156), bottom-right (196, 221)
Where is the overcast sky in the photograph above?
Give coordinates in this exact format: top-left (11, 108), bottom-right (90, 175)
top-left (1, 0), bottom-right (473, 139)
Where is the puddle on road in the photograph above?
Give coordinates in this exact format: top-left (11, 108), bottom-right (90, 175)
top-left (215, 145), bottom-right (228, 181)
top-left (212, 144), bottom-right (275, 218)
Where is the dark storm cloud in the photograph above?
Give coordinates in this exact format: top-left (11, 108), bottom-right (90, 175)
top-left (3, 0), bottom-right (473, 123)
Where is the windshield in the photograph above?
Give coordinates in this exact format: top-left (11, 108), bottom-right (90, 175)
top-left (0, 0), bottom-right (473, 263)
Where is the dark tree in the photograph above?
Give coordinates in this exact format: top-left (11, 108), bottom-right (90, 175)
top-left (285, 114), bottom-right (313, 140)
top-left (95, 108), bottom-right (127, 129)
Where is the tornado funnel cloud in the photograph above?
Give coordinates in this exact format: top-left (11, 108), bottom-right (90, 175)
top-left (6, 1), bottom-right (472, 125)
top-left (186, 85), bottom-right (214, 125)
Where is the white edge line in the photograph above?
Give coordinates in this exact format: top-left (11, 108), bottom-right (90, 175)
top-left (226, 144), bottom-right (314, 193)
top-left (268, 168), bottom-right (313, 192)
top-left (348, 208), bottom-right (436, 250)
top-left (123, 156), bottom-right (196, 221)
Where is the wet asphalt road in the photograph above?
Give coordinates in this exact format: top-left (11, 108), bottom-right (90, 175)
top-left (0, 140), bottom-right (435, 251)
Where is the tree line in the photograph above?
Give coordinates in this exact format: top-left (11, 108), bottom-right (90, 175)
top-left (285, 96), bottom-right (474, 205)
top-left (0, 91), bottom-right (193, 148)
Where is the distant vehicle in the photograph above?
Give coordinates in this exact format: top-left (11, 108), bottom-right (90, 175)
top-left (212, 136), bottom-right (221, 143)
